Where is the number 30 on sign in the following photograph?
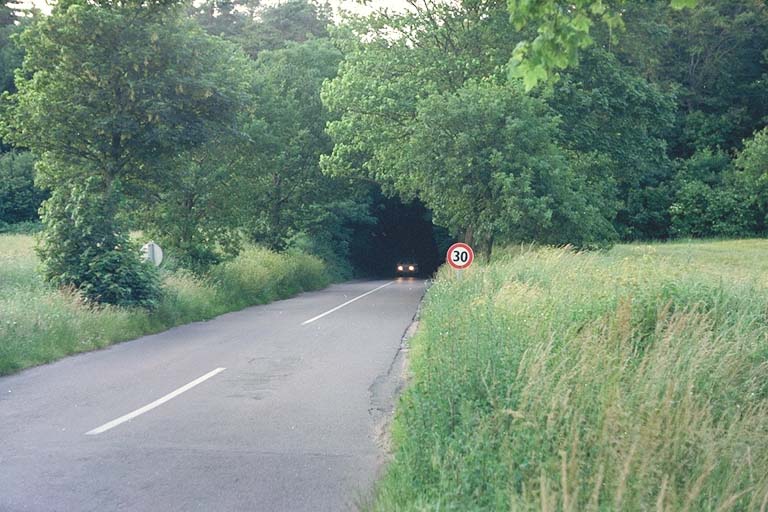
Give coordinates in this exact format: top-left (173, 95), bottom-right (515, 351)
top-left (446, 242), bottom-right (474, 270)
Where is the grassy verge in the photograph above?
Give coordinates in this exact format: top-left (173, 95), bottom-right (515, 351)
top-left (373, 239), bottom-right (768, 511)
top-left (0, 234), bottom-right (330, 376)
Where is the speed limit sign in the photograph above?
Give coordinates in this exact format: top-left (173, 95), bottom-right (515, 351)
top-left (446, 242), bottom-right (474, 270)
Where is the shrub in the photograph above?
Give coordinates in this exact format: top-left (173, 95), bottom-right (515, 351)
top-left (669, 181), bottom-right (755, 237)
top-left (0, 235), bottom-right (332, 375)
top-left (37, 177), bottom-right (161, 308)
top-left (669, 150), bottom-right (756, 238)
top-left (735, 127), bottom-right (768, 230)
top-left (0, 220), bottom-right (41, 234)
top-left (211, 246), bottom-right (329, 308)
top-left (0, 151), bottom-right (45, 224)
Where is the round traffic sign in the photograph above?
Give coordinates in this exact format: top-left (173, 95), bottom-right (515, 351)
top-left (446, 242), bottom-right (474, 270)
top-left (140, 241), bottom-right (164, 267)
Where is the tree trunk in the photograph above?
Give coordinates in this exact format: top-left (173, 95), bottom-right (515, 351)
top-left (485, 234), bottom-right (494, 263)
top-left (463, 225), bottom-right (474, 246)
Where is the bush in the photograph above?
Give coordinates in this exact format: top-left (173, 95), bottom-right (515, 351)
top-left (211, 246), bottom-right (330, 308)
top-left (670, 181), bottom-right (755, 238)
top-left (0, 235), bottom-right (332, 375)
top-left (0, 220), bottom-right (42, 234)
top-left (0, 151), bottom-right (46, 224)
top-left (735, 127), bottom-right (768, 230)
top-left (37, 177), bottom-right (161, 308)
top-left (285, 230), bottom-right (356, 280)
top-left (669, 150), bottom-right (756, 238)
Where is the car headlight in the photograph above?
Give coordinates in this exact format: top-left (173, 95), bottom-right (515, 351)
top-left (397, 265), bottom-right (404, 271)
top-left (408, 265), bottom-right (415, 271)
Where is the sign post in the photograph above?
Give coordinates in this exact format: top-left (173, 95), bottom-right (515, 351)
top-left (446, 242), bottom-right (474, 279)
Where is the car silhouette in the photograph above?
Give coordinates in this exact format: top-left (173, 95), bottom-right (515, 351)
top-left (395, 260), bottom-right (418, 276)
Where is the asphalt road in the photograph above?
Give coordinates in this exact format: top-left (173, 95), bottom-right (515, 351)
top-left (0, 278), bottom-right (425, 512)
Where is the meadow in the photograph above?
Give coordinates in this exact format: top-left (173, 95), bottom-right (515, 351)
top-left (373, 239), bottom-right (768, 511)
top-left (0, 234), bottom-right (330, 375)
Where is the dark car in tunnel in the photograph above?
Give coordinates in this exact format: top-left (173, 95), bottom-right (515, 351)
top-left (395, 260), bottom-right (419, 276)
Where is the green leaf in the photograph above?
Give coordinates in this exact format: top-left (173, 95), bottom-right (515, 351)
top-left (670, 0), bottom-right (698, 9)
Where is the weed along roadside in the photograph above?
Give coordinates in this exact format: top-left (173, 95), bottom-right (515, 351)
top-left (0, 233), bottom-right (331, 376)
top-left (371, 240), bottom-right (768, 511)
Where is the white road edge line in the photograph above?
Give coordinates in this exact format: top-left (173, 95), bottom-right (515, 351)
top-left (85, 367), bottom-right (226, 435)
top-left (301, 281), bottom-right (395, 326)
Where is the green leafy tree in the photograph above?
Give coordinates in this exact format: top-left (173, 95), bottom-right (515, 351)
top-left (403, 79), bottom-right (617, 254)
top-left (1, 0), bottom-right (250, 305)
top-left (190, 0), bottom-right (257, 39)
top-left (190, 0), bottom-right (372, 268)
top-left (192, 0), bottom-right (332, 58)
top-left (192, 0), bottom-right (368, 254)
top-left (735, 127), bottom-right (768, 230)
top-left (508, 0), bottom-right (698, 89)
top-left (323, 0), bottom-right (521, 193)
top-left (37, 172), bottom-right (161, 307)
top-left (0, 1), bottom-right (20, 93)
top-left (663, 0), bottom-right (768, 156)
top-left (243, 39), bottom-right (353, 251)
top-left (548, 48), bottom-right (676, 239)
top-left (324, 1), bottom-right (618, 254)
top-left (607, 0), bottom-right (768, 157)
top-left (0, 0), bottom-right (25, 152)
top-left (669, 149), bottom-right (755, 237)
top-left (242, 0), bottom-right (331, 56)
top-left (0, 4), bottom-right (41, 227)
top-left (136, 135), bottom-right (249, 272)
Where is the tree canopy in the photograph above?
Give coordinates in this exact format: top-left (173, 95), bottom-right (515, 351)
top-left (508, 0), bottom-right (700, 89)
top-left (1, 0), bottom-right (252, 303)
top-left (323, 0), bottom-right (620, 251)
top-left (0, 0), bottom-right (766, 299)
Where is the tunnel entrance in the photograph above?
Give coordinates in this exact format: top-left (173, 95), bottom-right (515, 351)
top-left (349, 190), bottom-right (449, 278)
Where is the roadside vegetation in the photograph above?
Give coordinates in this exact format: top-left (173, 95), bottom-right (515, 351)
top-left (0, 233), bottom-right (329, 375)
top-left (3, 0), bottom-right (768, 293)
top-left (0, 0), bottom-right (765, 505)
top-left (373, 239), bottom-right (768, 511)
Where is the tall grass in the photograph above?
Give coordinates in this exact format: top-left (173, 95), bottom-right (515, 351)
top-left (0, 234), bottom-right (330, 375)
top-left (373, 240), bottom-right (768, 511)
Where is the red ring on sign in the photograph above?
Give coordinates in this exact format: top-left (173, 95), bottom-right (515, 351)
top-left (446, 242), bottom-right (474, 270)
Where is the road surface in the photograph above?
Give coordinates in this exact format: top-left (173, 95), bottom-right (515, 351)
top-left (0, 278), bottom-right (425, 511)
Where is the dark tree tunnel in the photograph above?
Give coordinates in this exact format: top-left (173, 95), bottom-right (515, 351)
top-left (348, 191), bottom-right (451, 278)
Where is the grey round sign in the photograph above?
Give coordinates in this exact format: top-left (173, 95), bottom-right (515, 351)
top-left (140, 241), bottom-right (164, 267)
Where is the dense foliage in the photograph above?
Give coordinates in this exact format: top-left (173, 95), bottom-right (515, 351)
top-left (0, 150), bottom-right (43, 225)
top-left (323, 1), bottom-right (615, 254)
top-left (0, 1), bottom-right (40, 229)
top-left (507, 0), bottom-right (699, 89)
top-left (735, 127), bottom-right (768, 231)
top-left (1, 0), bottom-right (254, 305)
top-left (324, 0), bottom-right (767, 247)
top-left (0, 0), bottom-right (766, 302)
top-left (0, 0), bottom-right (766, 507)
